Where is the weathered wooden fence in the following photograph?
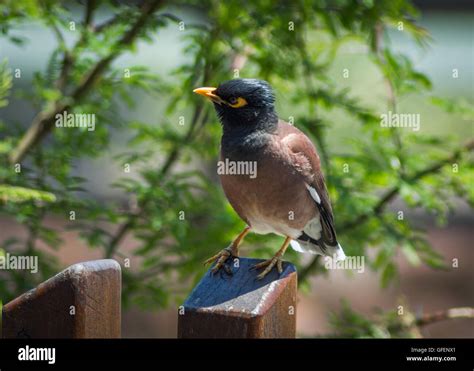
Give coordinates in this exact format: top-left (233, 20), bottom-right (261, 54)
top-left (178, 257), bottom-right (297, 338)
top-left (2, 259), bottom-right (121, 338)
top-left (2, 257), bottom-right (295, 338)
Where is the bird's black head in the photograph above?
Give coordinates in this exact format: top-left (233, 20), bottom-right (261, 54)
top-left (193, 79), bottom-right (278, 133)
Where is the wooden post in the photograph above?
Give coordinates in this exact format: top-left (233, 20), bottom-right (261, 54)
top-left (2, 259), bottom-right (121, 339)
top-left (178, 257), bottom-right (297, 338)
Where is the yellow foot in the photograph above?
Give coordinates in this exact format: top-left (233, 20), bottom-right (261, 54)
top-left (252, 256), bottom-right (284, 280)
top-left (203, 247), bottom-right (234, 275)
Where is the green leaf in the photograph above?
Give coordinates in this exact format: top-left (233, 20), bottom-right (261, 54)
top-left (0, 185), bottom-right (57, 203)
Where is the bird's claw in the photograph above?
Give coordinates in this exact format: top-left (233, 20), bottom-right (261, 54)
top-left (251, 256), bottom-right (283, 280)
top-left (204, 247), bottom-right (234, 275)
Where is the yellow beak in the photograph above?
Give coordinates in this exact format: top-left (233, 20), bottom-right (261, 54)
top-left (193, 87), bottom-right (224, 104)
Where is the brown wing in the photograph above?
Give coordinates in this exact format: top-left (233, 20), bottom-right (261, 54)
top-left (277, 120), bottom-right (338, 246)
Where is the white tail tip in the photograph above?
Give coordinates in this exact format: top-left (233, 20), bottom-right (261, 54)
top-left (334, 243), bottom-right (346, 261)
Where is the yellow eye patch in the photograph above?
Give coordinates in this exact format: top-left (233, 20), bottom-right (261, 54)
top-left (227, 97), bottom-right (248, 108)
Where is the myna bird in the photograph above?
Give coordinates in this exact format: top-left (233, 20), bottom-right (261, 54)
top-left (194, 78), bottom-right (346, 280)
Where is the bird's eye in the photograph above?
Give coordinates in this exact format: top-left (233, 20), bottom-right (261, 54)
top-left (227, 96), bottom-right (248, 108)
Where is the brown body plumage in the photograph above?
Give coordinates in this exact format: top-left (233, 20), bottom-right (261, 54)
top-left (220, 120), bottom-right (319, 238)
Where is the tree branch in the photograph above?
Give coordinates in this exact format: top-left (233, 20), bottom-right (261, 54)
top-left (374, 22), bottom-right (404, 165)
top-left (415, 307), bottom-right (474, 327)
top-left (342, 138), bottom-right (474, 230)
top-left (387, 306), bottom-right (474, 335)
top-left (9, 0), bottom-right (165, 164)
top-left (299, 138), bottom-right (474, 282)
top-left (84, 0), bottom-right (97, 27)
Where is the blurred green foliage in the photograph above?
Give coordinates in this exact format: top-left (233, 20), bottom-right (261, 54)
top-left (0, 0), bottom-right (472, 336)
top-left (328, 299), bottom-right (422, 338)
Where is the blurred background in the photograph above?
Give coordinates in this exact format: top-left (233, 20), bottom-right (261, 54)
top-left (0, 0), bottom-right (473, 337)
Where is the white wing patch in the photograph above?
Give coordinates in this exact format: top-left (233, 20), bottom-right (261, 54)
top-left (289, 240), bottom-right (306, 253)
top-left (305, 184), bottom-right (321, 204)
top-left (290, 239), bottom-right (318, 254)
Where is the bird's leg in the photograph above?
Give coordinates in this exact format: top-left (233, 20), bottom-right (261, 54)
top-left (252, 236), bottom-right (291, 280)
top-left (204, 226), bottom-right (251, 274)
